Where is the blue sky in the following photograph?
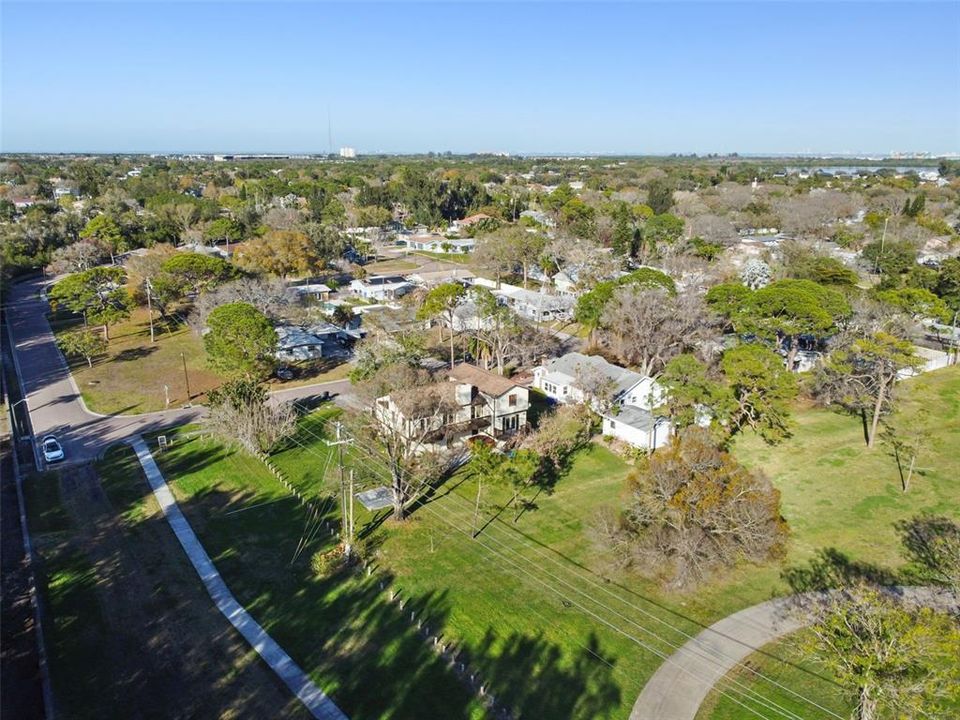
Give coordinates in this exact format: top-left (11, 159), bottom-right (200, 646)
top-left (3, 2), bottom-right (958, 154)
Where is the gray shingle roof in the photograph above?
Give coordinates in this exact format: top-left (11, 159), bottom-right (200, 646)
top-left (607, 405), bottom-right (656, 431)
top-left (543, 352), bottom-right (644, 398)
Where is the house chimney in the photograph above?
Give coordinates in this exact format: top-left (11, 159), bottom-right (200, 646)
top-left (455, 383), bottom-right (473, 406)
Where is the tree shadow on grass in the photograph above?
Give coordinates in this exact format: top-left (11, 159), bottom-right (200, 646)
top-left (112, 346), bottom-right (159, 362)
top-left (782, 547), bottom-right (900, 593)
top-left (471, 628), bottom-right (622, 719)
top-left (95, 434), bottom-right (628, 719)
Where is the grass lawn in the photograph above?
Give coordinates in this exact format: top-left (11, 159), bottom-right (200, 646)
top-left (695, 636), bottom-right (848, 720)
top-left (264, 359), bottom-right (353, 390)
top-left (24, 450), bottom-right (309, 719)
top-left (734, 365), bottom-right (960, 572)
top-left (411, 250), bottom-right (472, 265)
top-left (698, 365), bottom-right (960, 720)
top-left (151, 429), bottom-right (485, 720)
top-left (149, 366), bottom-right (960, 719)
top-left (156, 416), bottom-right (822, 719)
top-left (52, 306), bottom-right (223, 414)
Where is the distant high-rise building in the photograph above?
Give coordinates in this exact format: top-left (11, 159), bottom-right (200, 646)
top-left (339, 147), bottom-right (356, 159)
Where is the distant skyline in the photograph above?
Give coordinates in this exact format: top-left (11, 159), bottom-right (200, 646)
top-left (3, 2), bottom-right (959, 155)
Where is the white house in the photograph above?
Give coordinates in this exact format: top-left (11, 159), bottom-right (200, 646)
top-left (533, 352), bottom-right (659, 407)
top-left (602, 408), bottom-right (672, 452)
top-left (349, 275), bottom-right (414, 301)
top-left (533, 352), bottom-right (671, 451)
top-left (405, 234), bottom-right (476, 254)
top-left (519, 209), bottom-right (556, 228)
top-left (497, 286), bottom-right (574, 323)
top-left (552, 270), bottom-right (578, 296)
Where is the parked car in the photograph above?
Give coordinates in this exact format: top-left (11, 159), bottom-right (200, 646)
top-left (41, 435), bottom-right (64, 463)
top-left (276, 366), bottom-right (295, 381)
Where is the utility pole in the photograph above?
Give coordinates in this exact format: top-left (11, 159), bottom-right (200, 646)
top-left (325, 421), bottom-right (355, 558)
top-left (348, 468), bottom-right (355, 555)
top-left (875, 216), bottom-right (889, 275)
top-left (180, 352), bottom-right (191, 400)
top-left (146, 280), bottom-right (155, 343)
top-left (163, 384), bottom-right (170, 408)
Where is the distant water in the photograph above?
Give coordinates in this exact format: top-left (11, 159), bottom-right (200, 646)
top-left (784, 166), bottom-right (939, 176)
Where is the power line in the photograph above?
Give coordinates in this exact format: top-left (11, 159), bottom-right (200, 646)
top-left (304, 417), bottom-right (844, 714)
top-left (201, 431), bottom-right (648, 702)
top-left (261, 420), bottom-right (785, 718)
top-left (282, 413), bottom-right (816, 719)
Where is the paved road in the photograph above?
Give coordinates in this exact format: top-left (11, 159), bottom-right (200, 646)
top-left (6, 277), bottom-right (204, 467)
top-left (630, 586), bottom-right (958, 720)
top-left (6, 277), bottom-right (358, 467)
top-left (131, 436), bottom-right (347, 720)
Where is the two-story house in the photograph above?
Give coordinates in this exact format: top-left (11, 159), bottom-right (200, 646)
top-left (373, 363), bottom-right (530, 452)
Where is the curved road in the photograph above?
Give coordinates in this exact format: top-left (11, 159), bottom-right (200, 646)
top-left (630, 586), bottom-right (958, 720)
top-left (6, 276), bottom-right (352, 468)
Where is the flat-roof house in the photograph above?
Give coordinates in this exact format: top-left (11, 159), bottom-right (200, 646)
top-left (288, 283), bottom-right (333, 302)
top-left (406, 234), bottom-right (476, 254)
top-left (349, 275), bottom-right (414, 301)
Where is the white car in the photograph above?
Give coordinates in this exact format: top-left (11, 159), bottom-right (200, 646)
top-left (41, 435), bottom-right (64, 463)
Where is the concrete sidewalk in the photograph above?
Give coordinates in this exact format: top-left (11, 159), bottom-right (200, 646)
top-left (130, 436), bottom-right (347, 720)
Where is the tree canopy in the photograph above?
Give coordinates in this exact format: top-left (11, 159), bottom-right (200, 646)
top-left (593, 427), bottom-right (787, 588)
top-left (49, 265), bottom-right (131, 338)
top-left (203, 302), bottom-right (277, 378)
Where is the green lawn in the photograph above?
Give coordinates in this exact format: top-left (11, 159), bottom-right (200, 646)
top-left (152, 429), bottom-right (485, 720)
top-left (52, 306), bottom-right (223, 414)
top-left (699, 365), bottom-right (960, 720)
top-left (149, 366), bottom-right (960, 720)
top-left (734, 365), bottom-right (960, 572)
top-left (411, 250), bottom-right (473, 265)
top-left (25, 448), bottom-right (309, 719)
top-left (695, 636), bottom-right (848, 720)
top-left (156, 418), bottom-right (813, 719)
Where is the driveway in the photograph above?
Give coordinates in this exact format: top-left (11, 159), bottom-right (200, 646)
top-left (7, 277), bottom-right (362, 468)
top-left (630, 586), bottom-right (958, 720)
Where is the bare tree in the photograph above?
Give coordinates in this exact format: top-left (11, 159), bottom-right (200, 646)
top-left (545, 234), bottom-right (621, 286)
top-left (262, 207), bottom-right (302, 230)
top-left (352, 364), bottom-right (456, 520)
top-left (687, 213), bottom-right (739, 246)
top-left (599, 287), bottom-right (719, 376)
top-left (592, 427), bottom-right (787, 588)
top-left (47, 239), bottom-right (110, 275)
top-left (189, 276), bottom-right (296, 333)
top-left (205, 379), bottom-right (297, 455)
top-left (881, 409), bottom-right (932, 492)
